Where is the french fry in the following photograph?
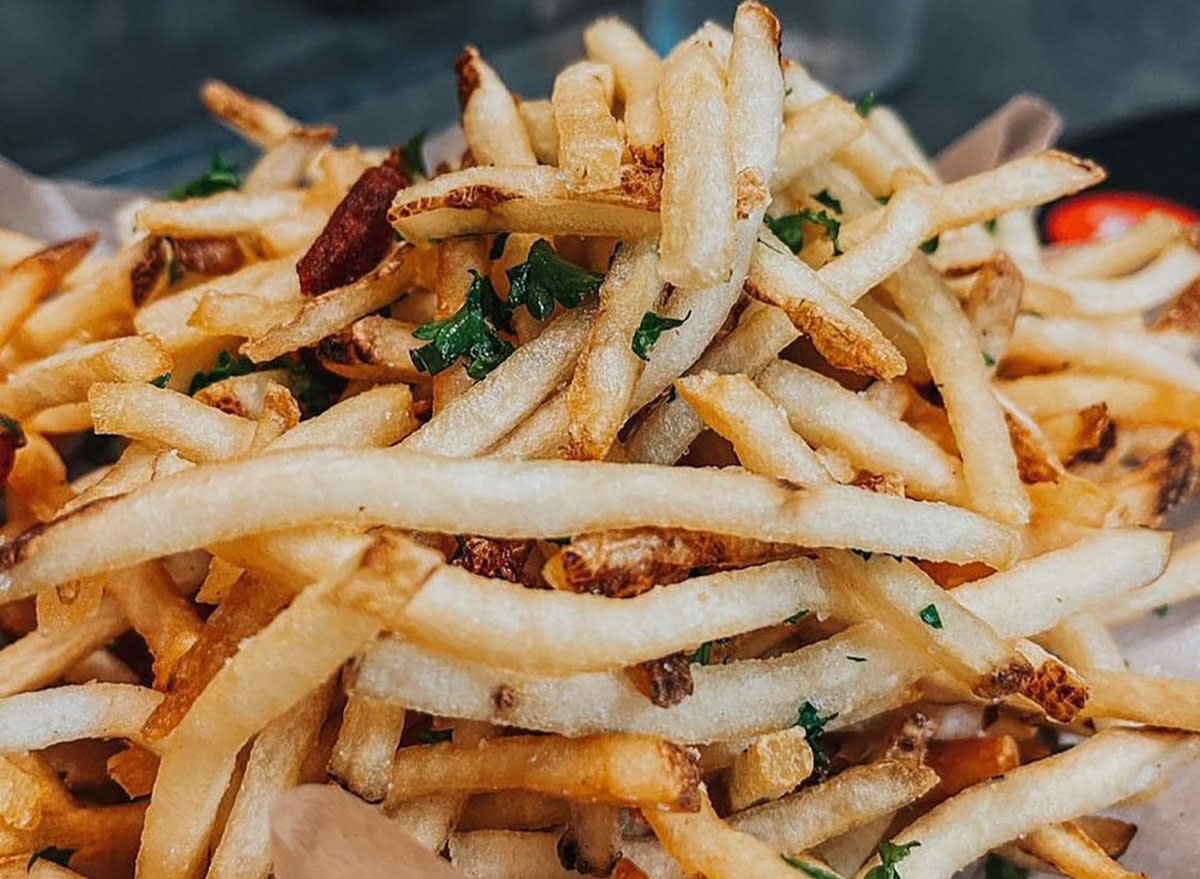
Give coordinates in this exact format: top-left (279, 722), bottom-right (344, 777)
top-left (0, 335), bottom-right (170, 419)
top-left (1038, 402), bottom-right (1116, 465)
top-left (675, 371), bottom-right (831, 485)
top-left (243, 127), bottom-right (335, 194)
top-left (516, 99), bottom-right (559, 165)
top-left (657, 40), bottom-right (736, 288)
top-left (583, 17), bottom-right (662, 163)
top-left (456, 47), bottom-right (538, 166)
top-left (1095, 538), bottom-right (1200, 622)
top-left (566, 240), bottom-right (662, 459)
top-left (207, 682), bottom-right (333, 879)
top-left (339, 557), bottom-right (845, 674)
top-left (137, 190), bottom-right (306, 237)
top-left (354, 622), bottom-right (926, 744)
top-left (0, 683), bottom-right (163, 754)
top-left (201, 79), bottom-right (299, 148)
top-left (189, 292), bottom-right (301, 339)
top-left (328, 694), bottom-right (406, 803)
top-left (726, 726), bottom-right (813, 811)
top-left (0, 597), bottom-right (126, 698)
top-left (774, 97), bottom-right (866, 188)
top-left (1083, 670), bottom-right (1200, 731)
top-left (642, 785), bottom-right (841, 879)
top-left (1017, 822), bottom-right (1144, 879)
top-left (1043, 211), bottom-right (1179, 279)
top-left (316, 315), bottom-right (425, 382)
top-left (757, 361), bottom-right (964, 502)
top-left (456, 792), bottom-right (569, 832)
top-left (624, 305), bottom-right (798, 466)
top-left (553, 62), bottom-right (622, 193)
top-left (390, 733), bottom-right (698, 808)
top-left (746, 233), bottom-right (907, 379)
top-left (854, 728), bottom-right (1199, 879)
top-left (103, 561), bottom-right (202, 685)
top-left (0, 450), bottom-right (1023, 601)
top-left (193, 368), bottom-right (293, 418)
top-left (136, 534), bottom-right (437, 879)
top-left (0, 234), bottom-right (98, 347)
top-left (107, 746), bottom-right (159, 799)
top-left (242, 244), bottom-right (411, 362)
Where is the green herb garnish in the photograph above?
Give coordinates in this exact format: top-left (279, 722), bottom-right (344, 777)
top-left (920, 235), bottom-right (940, 254)
top-left (794, 701), bottom-right (838, 768)
top-left (1153, 604), bottom-right (1170, 617)
top-left (984, 853), bottom-right (1028, 879)
top-left (764, 214), bottom-right (806, 253)
top-left (855, 92), bottom-right (877, 117)
top-left (150, 373), bottom-right (171, 388)
top-left (919, 604), bottom-right (943, 629)
top-left (982, 351), bottom-right (996, 367)
top-left (864, 840), bottom-right (920, 879)
top-left (489, 232), bottom-right (510, 260)
top-left (877, 194), bottom-right (891, 205)
top-left (690, 642), bottom-right (713, 665)
top-left (784, 610), bottom-right (809, 625)
top-left (984, 217), bottom-right (998, 234)
top-left (417, 728), bottom-right (453, 744)
top-left (781, 854), bottom-right (840, 879)
top-left (632, 311), bottom-right (689, 362)
top-left (412, 270), bottom-right (515, 380)
top-left (400, 129), bottom-right (429, 179)
top-left (188, 351), bottom-right (257, 394)
top-left (169, 153), bottom-right (241, 200)
top-left (188, 352), bottom-right (332, 416)
top-left (815, 189), bottom-right (843, 214)
top-left (506, 239), bottom-right (603, 321)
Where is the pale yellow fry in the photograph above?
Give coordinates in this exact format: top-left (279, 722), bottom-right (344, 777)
top-left (757, 360), bottom-right (964, 502)
top-left (951, 528), bottom-right (1170, 638)
top-left (515, 99), bottom-right (559, 165)
top-left (190, 292), bottom-right (302, 339)
top-left (1043, 212), bottom-right (1180, 279)
top-left (1083, 670), bottom-right (1200, 731)
top-left (553, 62), bottom-right (622, 192)
top-left (0, 597), bottom-right (127, 697)
top-left (328, 695), bottom-right (407, 803)
top-left (457, 46), bottom-right (538, 166)
top-left (726, 726), bottom-right (814, 812)
top-left (355, 622), bottom-right (925, 744)
top-left (193, 369), bottom-right (293, 419)
top-left (1019, 241), bottom-right (1200, 314)
top-left (566, 239), bottom-right (662, 459)
top-left (404, 301), bottom-right (595, 458)
top-left (583, 17), bottom-right (662, 160)
top-left (772, 98), bottom-right (865, 190)
top-left (1019, 822), bottom-right (1144, 879)
top-left (206, 683), bottom-right (333, 879)
top-left (315, 315), bottom-right (425, 382)
top-left (89, 382), bottom-right (255, 462)
top-left (855, 297), bottom-right (932, 384)
top-left (657, 40), bottom-right (736, 288)
top-left (1095, 539), bottom-right (1200, 622)
top-left (999, 372), bottom-right (1200, 430)
top-left (0, 335), bottom-right (171, 419)
top-left (855, 729), bottom-right (1199, 879)
top-left (1008, 314), bottom-right (1200, 393)
top-left (675, 371), bottom-right (829, 485)
top-left (242, 127), bottom-right (334, 194)
top-left (0, 683), bottom-right (163, 754)
top-left (448, 830), bottom-right (565, 879)
top-left (137, 190), bottom-right (305, 237)
top-left (623, 306), bottom-right (798, 465)
top-left (341, 557), bottom-right (844, 674)
top-left (0, 450), bottom-right (1021, 601)
top-left (201, 79), bottom-right (299, 148)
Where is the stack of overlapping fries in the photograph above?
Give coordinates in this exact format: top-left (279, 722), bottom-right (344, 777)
top-left (0, 4), bottom-right (1198, 878)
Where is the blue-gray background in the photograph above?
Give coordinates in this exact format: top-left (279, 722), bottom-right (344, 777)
top-left (1, 0), bottom-right (1197, 189)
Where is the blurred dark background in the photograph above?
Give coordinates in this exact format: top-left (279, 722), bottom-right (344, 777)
top-left (1, 0), bottom-right (1198, 190)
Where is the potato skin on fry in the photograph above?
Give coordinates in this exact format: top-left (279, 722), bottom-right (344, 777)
top-left (298, 164), bottom-right (405, 296)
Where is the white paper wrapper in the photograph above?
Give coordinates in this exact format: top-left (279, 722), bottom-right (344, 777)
top-left (2, 102), bottom-right (1198, 877)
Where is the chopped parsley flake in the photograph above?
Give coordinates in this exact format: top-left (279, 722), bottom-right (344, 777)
top-left (919, 603), bottom-right (944, 629)
top-left (632, 311), bottom-right (690, 361)
top-left (169, 153), bottom-right (241, 200)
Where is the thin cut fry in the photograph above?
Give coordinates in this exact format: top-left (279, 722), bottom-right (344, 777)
top-left (328, 694), bottom-right (406, 803)
top-left (924, 736), bottom-right (1020, 803)
top-left (137, 190), bottom-right (306, 237)
top-left (0, 683), bottom-right (163, 754)
top-left (1018, 822), bottom-right (1145, 879)
top-left (726, 726), bottom-right (813, 812)
top-left (0, 598), bottom-right (126, 697)
top-left (583, 17), bottom-right (662, 162)
top-left (456, 47), bottom-right (538, 166)
top-left (0, 235), bottom-right (98, 347)
top-left (201, 79), bottom-right (299, 148)
top-left (553, 62), bottom-right (622, 193)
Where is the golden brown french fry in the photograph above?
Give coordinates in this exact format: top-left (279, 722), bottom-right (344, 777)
top-left (243, 127), bottom-right (335, 194)
top-left (1083, 670), bottom-right (1200, 731)
top-left (103, 562), bottom-right (202, 685)
top-left (553, 62), bottom-right (622, 192)
top-left (316, 315), bottom-right (424, 382)
top-left (389, 733), bottom-right (698, 809)
top-left (1018, 822), bottom-right (1145, 879)
top-left (137, 190), bottom-right (306, 237)
top-left (924, 736), bottom-right (1020, 803)
top-left (516, 99), bottom-right (559, 165)
top-left (726, 726), bottom-right (814, 812)
top-left (1001, 372), bottom-right (1200, 431)
top-left (1019, 241), bottom-right (1200, 314)
top-left (0, 234), bottom-right (97, 347)
top-left (1044, 212), bottom-right (1180, 279)
top-left (107, 746), bottom-right (159, 799)
top-left (0, 598), bottom-right (126, 698)
top-left (430, 237), bottom-right (489, 411)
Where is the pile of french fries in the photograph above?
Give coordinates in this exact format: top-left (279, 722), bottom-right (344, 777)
top-left (2, 4), bottom-right (1200, 878)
